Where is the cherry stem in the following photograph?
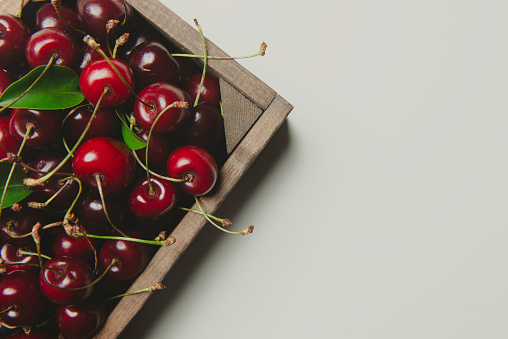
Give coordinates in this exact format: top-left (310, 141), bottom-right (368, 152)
top-left (0, 262), bottom-right (58, 273)
top-left (5, 221), bottom-right (63, 239)
top-left (0, 305), bottom-right (14, 315)
top-left (105, 19), bottom-right (119, 56)
top-left (74, 231), bottom-right (176, 247)
top-left (178, 206), bottom-right (231, 227)
top-left (193, 18), bottom-right (208, 107)
top-left (61, 103), bottom-right (91, 155)
top-left (108, 283), bottom-right (166, 300)
top-left (144, 101), bottom-right (190, 191)
top-left (131, 151), bottom-right (186, 183)
top-left (62, 176), bottom-right (82, 234)
top-left (27, 89), bottom-right (109, 187)
top-left (94, 174), bottom-right (128, 238)
top-left (0, 54), bottom-right (56, 114)
top-left (83, 35), bottom-right (152, 109)
top-left (31, 222), bottom-right (43, 268)
top-left (171, 42), bottom-right (267, 60)
top-left (113, 33), bottom-right (129, 59)
top-left (0, 123), bottom-right (33, 219)
top-left (27, 179), bottom-right (71, 209)
top-left (17, 249), bottom-right (52, 261)
top-left (51, 0), bottom-right (86, 35)
top-left (194, 196), bottom-right (254, 235)
top-left (119, 0), bottom-right (129, 26)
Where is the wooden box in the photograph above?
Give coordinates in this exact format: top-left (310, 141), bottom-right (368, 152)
top-left (0, 1), bottom-right (292, 337)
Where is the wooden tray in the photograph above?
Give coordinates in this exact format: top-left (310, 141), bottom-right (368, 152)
top-left (0, 1), bottom-right (293, 337)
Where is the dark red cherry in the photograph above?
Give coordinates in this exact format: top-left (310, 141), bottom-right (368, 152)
top-left (117, 23), bottom-right (165, 60)
top-left (72, 137), bottom-right (136, 195)
top-left (52, 229), bottom-right (98, 265)
top-left (27, 151), bottom-right (79, 209)
top-left (36, 3), bottom-right (85, 39)
top-left (39, 256), bottom-right (94, 305)
top-left (176, 103), bottom-right (224, 148)
top-left (9, 108), bottom-right (62, 149)
top-left (134, 82), bottom-right (190, 133)
top-left (167, 145), bottom-right (218, 196)
top-left (0, 14), bottom-right (30, 71)
top-left (56, 298), bottom-right (106, 339)
top-left (134, 128), bottom-right (172, 168)
top-left (75, 45), bottom-right (102, 74)
top-left (63, 104), bottom-right (120, 146)
top-left (25, 28), bottom-right (78, 68)
top-left (98, 231), bottom-right (150, 280)
top-left (128, 41), bottom-right (180, 89)
top-left (0, 116), bottom-right (21, 160)
top-left (0, 208), bottom-right (46, 248)
top-left (0, 271), bottom-right (44, 327)
top-left (183, 74), bottom-right (220, 106)
top-left (0, 69), bottom-right (13, 95)
top-left (76, 0), bottom-right (133, 46)
top-left (79, 58), bottom-right (135, 107)
top-left (128, 177), bottom-right (177, 219)
top-left (0, 243), bottom-right (39, 275)
top-left (77, 193), bottom-right (128, 235)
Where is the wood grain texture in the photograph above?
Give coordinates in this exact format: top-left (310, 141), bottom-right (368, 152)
top-left (94, 95), bottom-right (293, 338)
top-left (220, 78), bottom-right (263, 154)
top-left (126, 0), bottom-right (277, 111)
top-left (0, 1), bottom-right (18, 14)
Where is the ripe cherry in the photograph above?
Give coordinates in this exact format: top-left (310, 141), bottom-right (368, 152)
top-left (0, 243), bottom-right (39, 275)
top-left (128, 177), bottom-right (177, 219)
top-left (0, 14), bottom-right (31, 71)
top-left (0, 208), bottom-right (47, 248)
top-left (79, 58), bottom-right (135, 107)
top-left (134, 82), bottom-right (190, 133)
top-left (36, 3), bottom-right (85, 39)
top-left (0, 69), bottom-right (13, 95)
top-left (183, 74), bottom-right (220, 106)
top-left (56, 298), bottom-right (106, 339)
top-left (72, 137), bottom-right (136, 195)
top-left (52, 229), bottom-right (98, 265)
top-left (167, 145), bottom-right (218, 196)
top-left (0, 271), bottom-right (45, 327)
top-left (176, 103), bottom-right (224, 148)
top-left (9, 108), bottom-right (62, 149)
top-left (0, 116), bottom-right (21, 160)
top-left (134, 128), bottom-right (173, 168)
top-left (25, 27), bottom-right (78, 68)
top-left (39, 256), bottom-right (95, 305)
top-left (75, 44), bottom-right (102, 74)
top-left (77, 193), bottom-right (128, 235)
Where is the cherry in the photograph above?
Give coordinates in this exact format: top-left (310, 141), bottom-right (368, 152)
top-left (9, 108), bottom-right (63, 149)
top-left (52, 229), bottom-right (98, 265)
top-left (0, 14), bottom-right (31, 71)
top-left (0, 116), bottom-right (21, 160)
top-left (72, 137), bottom-right (136, 195)
top-left (79, 58), bottom-right (135, 107)
top-left (75, 45), bottom-right (102, 74)
top-left (39, 256), bottom-right (95, 305)
top-left (176, 103), bottom-right (224, 148)
top-left (56, 298), bottom-right (106, 339)
top-left (134, 128), bottom-right (173, 168)
top-left (167, 145), bottom-right (218, 196)
top-left (25, 27), bottom-right (78, 68)
top-left (98, 231), bottom-right (150, 280)
top-left (76, 0), bottom-right (134, 46)
top-left (134, 82), bottom-right (190, 133)
top-left (0, 69), bottom-right (13, 95)
top-left (77, 193), bottom-right (128, 235)
top-left (183, 74), bottom-right (220, 106)
top-left (0, 271), bottom-right (45, 327)
top-left (62, 104), bottom-right (120, 146)
top-left (0, 243), bottom-right (39, 275)
top-left (0, 208), bottom-right (47, 248)
top-left (116, 23), bottom-right (166, 60)
top-left (36, 3), bottom-right (85, 39)
top-left (128, 177), bottom-right (177, 220)
top-left (128, 41), bottom-right (180, 89)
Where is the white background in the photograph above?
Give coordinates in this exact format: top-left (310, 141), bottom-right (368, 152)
top-left (123, 1), bottom-right (508, 338)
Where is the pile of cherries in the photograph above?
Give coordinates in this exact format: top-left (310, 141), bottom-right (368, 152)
top-left (0, 0), bottom-right (249, 337)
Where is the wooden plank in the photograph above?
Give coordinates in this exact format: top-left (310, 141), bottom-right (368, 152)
top-left (0, 2), bottom-right (18, 14)
top-left (93, 95), bottom-right (293, 338)
top-left (125, 0), bottom-right (277, 111)
top-left (220, 78), bottom-right (263, 154)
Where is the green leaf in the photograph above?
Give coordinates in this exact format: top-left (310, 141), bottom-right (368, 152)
top-left (0, 162), bottom-right (32, 209)
top-left (0, 65), bottom-right (84, 110)
top-left (116, 109), bottom-right (147, 150)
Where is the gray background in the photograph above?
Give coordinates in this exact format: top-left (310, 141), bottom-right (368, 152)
top-left (124, 0), bottom-right (508, 338)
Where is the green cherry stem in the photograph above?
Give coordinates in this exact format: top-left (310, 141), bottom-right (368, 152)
top-left (24, 89), bottom-right (109, 188)
top-left (0, 305), bottom-right (14, 314)
top-left (108, 283), bottom-right (166, 301)
top-left (74, 232), bottom-right (176, 247)
top-left (94, 173), bottom-right (128, 238)
top-left (178, 206), bottom-right (231, 227)
top-left (171, 42), bottom-right (267, 60)
top-left (17, 249), bottom-right (52, 261)
top-left (131, 150), bottom-right (186, 183)
top-left (0, 54), bottom-right (56, 114)
top-left (194, 196), bottom-right (254, 235)
top-left (193, 18), bottom-right (208, 107)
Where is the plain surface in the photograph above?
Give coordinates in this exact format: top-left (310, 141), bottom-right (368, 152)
top-left (122, 1), bottom-right (508, 338)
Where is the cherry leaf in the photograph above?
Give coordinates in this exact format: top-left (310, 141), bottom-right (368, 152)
top-left (116, 109), bottom-right (147, 150)
top-left (0, 65), bottom-right (84, 110)
top-left (0, 162), bottom-right (32, 209)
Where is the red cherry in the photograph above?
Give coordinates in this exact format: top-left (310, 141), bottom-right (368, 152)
top-left (134, 128), bottom-right (173, 168)
top-left (0, 14), bottom-right (30, 71)
top-left (36, 3), bottom-right (85, 39)
top-left (39, 256), bottom-right (94, 305)
top-left (25, 28), bottom-right (78, 68)
top-left (128, 177), bottom-right (177, 219)
top-left (77, 193), bottom-right (129, 235)
top-left (134, 82), bottom-right (190, 133)
top-left (72, 137), bottom-right (136, 195)
top-left (0, 69), bottom-right (13, 95)
top-left (56, 298), bottom-right (106, 339)
top-left (0, 271), bottom-right (44, 327)
top-left (0, 243), bottom-right (39, 275)
top-left (9, 108), bottom-right (62, 149)
top-left (79, 58), bottom-right (134, 107)
top-left (0, 208), bottom-right (47, 248)
top-left (183, 74), bottom-right (220, 106)
top-left (167, 145), bottom-right (218, 196)
top-left (52, 229), bottom-right (98, 265)
top-left (0, 116), bottom-right (21, 160)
